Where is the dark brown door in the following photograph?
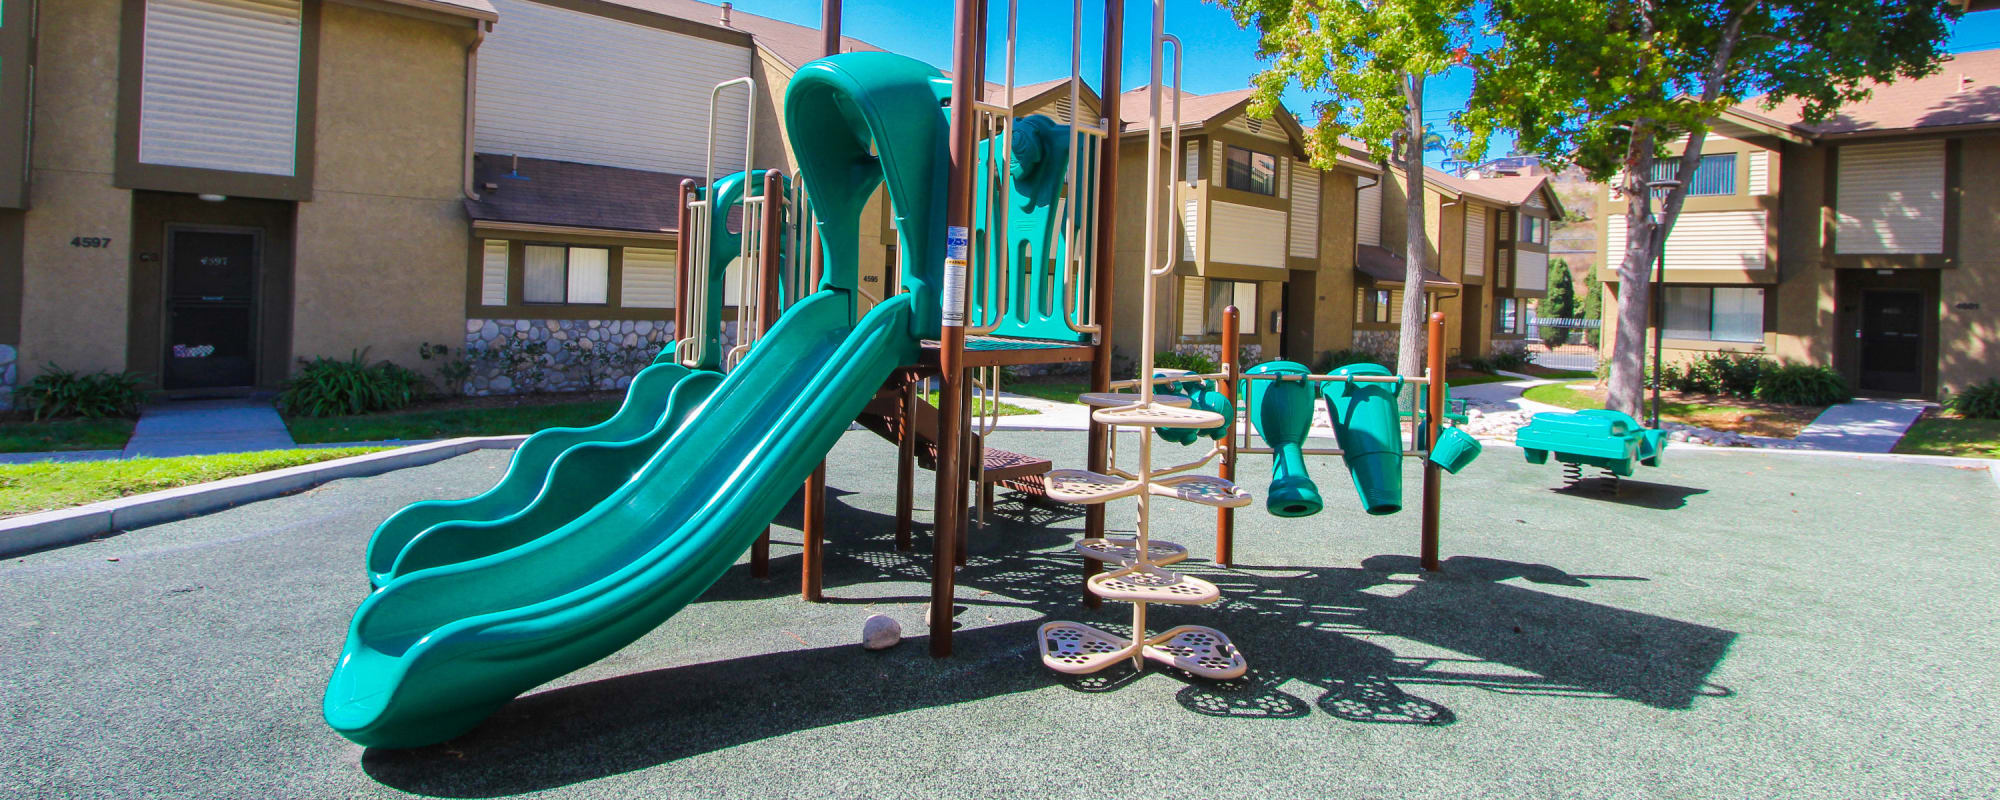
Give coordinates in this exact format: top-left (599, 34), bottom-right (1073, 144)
top-left (165, 229), bottom-right (259, 390)
top-left (1858, 288), bottom-right (1923, 396)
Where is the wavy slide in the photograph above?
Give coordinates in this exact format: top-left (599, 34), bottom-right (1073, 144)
top-left (324, 290), bottom-right (918, 747)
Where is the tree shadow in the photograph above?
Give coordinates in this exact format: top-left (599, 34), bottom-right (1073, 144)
top-left (361, 496), bottom-right (1735, 796)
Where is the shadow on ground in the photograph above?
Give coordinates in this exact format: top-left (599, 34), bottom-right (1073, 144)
top-left (363, 492), bottom-right (1735, 797)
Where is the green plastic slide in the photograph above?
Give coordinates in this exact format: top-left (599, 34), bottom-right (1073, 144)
top-left (1322, 362), bottom-right (1404, 515)
top-left (1243, 361), bottom-right (1324, 517)
top-left (323, 51), bottom-right (950, 749)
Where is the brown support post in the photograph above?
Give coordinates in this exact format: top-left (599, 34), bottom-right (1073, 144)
top-left (673, 179), bottom-right (695, 341)
top-left (1217, 306), bottom-right (1239, 567)
top-left (895, 378), bottom-right (916, 551)
top-left (1421, 311), bottom-right (1446, 571)
top-left (821, 0), bottom-right (841, 57)
top-left (750, 170), bottom-right (784, 579)
top-left (1080, 0), bottom-right (1123, 609)
top-left (802, 462), bottom-right (827, 600)
top-left (930, 0), bottom-right (984, 658)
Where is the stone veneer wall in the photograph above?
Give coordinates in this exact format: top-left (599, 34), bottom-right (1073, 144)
top-left (1350, 330), bottom-right (1398, 358)
top-left (1490, 338), bottom-right (1527, 356)
top-left (461, 318), bottom-right (739, 396)
top-left (0, 344), bottom-right (15, 411)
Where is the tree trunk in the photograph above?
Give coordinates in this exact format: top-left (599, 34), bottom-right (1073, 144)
top-left (1397, 72), bottom-right (1429, 383)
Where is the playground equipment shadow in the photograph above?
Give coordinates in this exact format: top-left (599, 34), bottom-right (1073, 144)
top-left (4, 430), bottom-right (1997, 798)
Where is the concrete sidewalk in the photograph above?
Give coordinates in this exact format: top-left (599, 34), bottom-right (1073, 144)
top-left (1793, 399), bottom-right (1929, 453)
top-left (121, 398), bottom-right (295, 458)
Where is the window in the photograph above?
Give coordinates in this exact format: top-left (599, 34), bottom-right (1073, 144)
top-left (1495, 297), bottom-right (1523, 335)
top-left (1652, 153), bottom-right (1737, 197)
top-left (1204, 280), bottom-right (1258, 335)
top-left (1519, 215), bottom-right (1546, 245)
top-left (1663, 286), bottom-right (1763, 343)
top-left (523, 244), bottom-right (611, 304)
top-left (1224, 146), bottom-right (1277, 196)
top-left (1371, 289), bottom-right (1391, 323)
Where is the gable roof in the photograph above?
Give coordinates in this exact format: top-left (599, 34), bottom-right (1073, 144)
top-left (1116, 87), bottom-right (1259, 132)
top-left (1735, 47), bottom-right (2000, 138)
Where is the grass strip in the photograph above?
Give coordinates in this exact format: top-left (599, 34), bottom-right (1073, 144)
top-left (0, 418), bottom-right (136, 454)
top-left (1893, 417), bottom-right (2000, 459)
top-left (0, 447), bottom-right (390, 517)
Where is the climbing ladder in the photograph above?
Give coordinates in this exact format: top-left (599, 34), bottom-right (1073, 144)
top-left (1034, 16), bottom-right (1253, 681)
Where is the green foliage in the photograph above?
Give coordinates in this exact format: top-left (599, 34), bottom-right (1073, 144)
top-left (1945, 379), bottom-right (2000, 420)
top-left (1464, 349), bottom-right (1529, 374)
top-left (1579, 267), bottom-right (1602, 347)
top-left (417, 342), bottom-right (473, 397)
top-left (1315, 348), bottom-right (1387, 373)
top-left (279, 350), bottom-right (422, 418)
top-left (1539, 257), bottom-right (1576, 344)
top-left (1754, 363), bottom-right (1852, 407)
top-left (1153, 351), bottom-right (1221, 376)
top-left (17, 364), bottom-right (151, 421)
top-left (1659, 352), bottom-right (1769, 397)
top-left (1, 447), bottom-right (388, 516)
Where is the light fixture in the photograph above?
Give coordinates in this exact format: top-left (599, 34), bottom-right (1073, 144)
top-left (197, 193), bottom-right (227, 203)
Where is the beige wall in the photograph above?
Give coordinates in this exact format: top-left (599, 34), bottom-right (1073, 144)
top-left (1306, 169), bottom-right (1360, 359)
top-left (1941, 134), bottom-right (2000, 394)
top-left (290, 3), bottom-right (473, 365)
top-left (18, 0), bottom-right (130, 378)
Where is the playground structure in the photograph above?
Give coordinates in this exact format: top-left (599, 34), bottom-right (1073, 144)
top-left (323, 0), bottom-right (1486, 749)
top-left (1516, 409), bottom-right (1667, 492)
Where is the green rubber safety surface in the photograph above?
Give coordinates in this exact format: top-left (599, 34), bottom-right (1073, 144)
top-left (4, 430), bottom-right (1996, 798)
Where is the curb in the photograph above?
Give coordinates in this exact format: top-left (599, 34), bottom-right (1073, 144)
top-left (0, 436), bottom-right (526, 557)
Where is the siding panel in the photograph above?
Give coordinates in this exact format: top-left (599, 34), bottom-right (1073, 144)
top-left (1516, 249), bottom-right (1547, 292)
top-left (139, 0), bottom-right (302, 175)
top-left (1208, 202), bottom-right (1288, 269)
top-left (476, 0), bottom-right (752, 175)
top-left (621, 246), bottom-right (677, 308)
top-left (1462, 203), bottom-right (1486, 278)
top-left (1835, 140), bottom-right (1945, 254)
top-left (1356, 180), bottom-right (1381, 247)
top-left (1608, 210), bottom-right (1768, 270)
top-left (1289, 165), bottom-right (1319, 257)
top-left (481, 239), bottom-right (508, 305)
top-left (1747, 151), bottom-right (1769, 195)
top-left (1180, 276), bottom-right (1205, 336)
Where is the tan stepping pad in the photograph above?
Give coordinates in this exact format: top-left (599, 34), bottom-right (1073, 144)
top-left (1149, 475), bottom-right (1253, 508)
top-left (1075, 537), bottom-right (1189, 566)
top-left (1043, 469), bottom-right (1142, 504)
top-left (1087, 564), bottom-right (1221, 605)
top-left (1079, 392), bottom-right (1192, 408)
top-left (1143, 625), bottom-right (1248, 680)
top-left (1091, 402), bottom-right (1224, 430)
top-left (1038, 621), bottom-right (1136, 675)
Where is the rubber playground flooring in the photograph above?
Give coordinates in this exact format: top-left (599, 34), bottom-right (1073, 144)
top-left (4, 430), bottom-right (1996, 799)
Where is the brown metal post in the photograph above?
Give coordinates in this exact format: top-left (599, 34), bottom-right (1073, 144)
top-left (748, 170), bottom-right (784, 579)
top-left (895, 378), bottom-right (916, 551)
top-left (1217, 306), bottom-right (1238, 566)
top-left (802, 462), bottom-right (827, 600)
top-left (1421, 311), bottom-right (1445, 571)
top-left (821, 0), bottom-right (842, 57)
top-left (673, 179), bottom-right (695, 341)
top-left (1080, 0), bottom-right (1123, 608)
top-left (930, 0), bottom-right (984, 658)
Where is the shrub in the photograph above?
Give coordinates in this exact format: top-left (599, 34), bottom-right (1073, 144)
top-left (1488, 349), bottom-right (1531, 372)
top-left (1754, 363), bottom-right (1851, 406)
top-left (1318, 348), bottom-right (1386, 373)
top-left (1661, 352), bottom-right (1773, 397)
top-left (1946, 379), bottom-right (2000, 420)
top-left (17, 364), bottom-right (151, 420)
top-left (1153, 350), bottom-right (1220, 375)
top-left (279, 349), bottom-right (422, 417)
top-left (417, 342), bottom-right (473, 397)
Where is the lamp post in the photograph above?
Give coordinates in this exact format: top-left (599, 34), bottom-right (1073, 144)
top-left (1644, 178), bottom-right (1680, 429)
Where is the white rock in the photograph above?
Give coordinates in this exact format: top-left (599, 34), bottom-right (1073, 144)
top-left (862, 614), bottom-right (902, 650)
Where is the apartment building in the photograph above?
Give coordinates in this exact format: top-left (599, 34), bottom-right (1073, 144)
top-left (1597, 48), bottom-right (2000, 398)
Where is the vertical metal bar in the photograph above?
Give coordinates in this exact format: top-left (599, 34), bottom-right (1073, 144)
top-left (751, 169), bottom-right (784, 579)
top-left (930, 0), bottom-right (984, 659)
top-left (674, 179), bottom-right (695, 343)
top-left (1217, 305), bottom-right (1238, 566)
top-left (896, 377), bottom-right (916, 552)
top-left (1081, 0), bottom-right (1123, 560)
top-left (821, 0), bottom-right (841, 57)
top-left (1421, 311), bottom-right (1445, 571)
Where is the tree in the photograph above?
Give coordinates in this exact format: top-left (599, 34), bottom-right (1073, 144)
top-left (1579, 266), bottom-right (1602, 348)
top-left (1215, 0), bottom-right (1478, 382)
top-left (1540, 257), bottom-right (1576, 345)
top-left (1461, 0), bottom-right (1960, 417)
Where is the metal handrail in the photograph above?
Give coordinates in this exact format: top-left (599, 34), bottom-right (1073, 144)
top-left (677, 76), bottom-right (758, 370)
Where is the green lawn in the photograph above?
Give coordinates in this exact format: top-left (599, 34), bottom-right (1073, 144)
top-left (0, 447), bottom-right (388, 517)
top-left (922, 392), bottom-right (1035, 417)
top-left (0, 418), bottom-right (136, 453)
top-left (1894, 417), bottom-right (2000, 459)
top-left (1445, 372), bottom-right (1518, 387)
top-left (286, 400), bottom-right (622, 444)
top-left (1003, 379), bottom-right (1090, 405)
top-left (1520, 381), bottom-right (1823, 438)
top-left (1522, 366), bottom-right (1597, 380)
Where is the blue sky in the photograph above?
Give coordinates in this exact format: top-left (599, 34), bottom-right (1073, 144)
top-left (736, 0), bottom-right (2000, 166)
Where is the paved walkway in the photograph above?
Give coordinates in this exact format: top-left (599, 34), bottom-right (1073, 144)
top-left (1793, 398), bottom-right (1930, 453)
top-left (120, 398), bottom-right (295, 458)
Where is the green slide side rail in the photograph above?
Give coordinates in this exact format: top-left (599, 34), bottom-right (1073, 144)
top-left (364, 362), bottom-right (702, 587)
top-left (323, 50), bottom-right (950, 749)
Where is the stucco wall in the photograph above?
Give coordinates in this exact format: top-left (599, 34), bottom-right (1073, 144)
top-left (17, 0), bottom-right (131, 380)
top-left (1307, 169), bottom-right (1360, 359)
top-left (290, 4), bottom-right (473, 369)
top-left (1941, 134), bottom-right (2000, 394)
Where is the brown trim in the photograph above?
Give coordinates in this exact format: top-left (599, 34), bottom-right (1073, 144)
top-left (114, 0), bottom-right (321, 202)
top-left (522, 0), bottom-right (753, 48)
top-left (472, 221), bottom-right (679, 246)
top-left (329, 0), bottom-right (497, 24)
top-left (0, 210), bottom-right (21, 345)
top-left (0, 0), bottom-right (36, 210)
